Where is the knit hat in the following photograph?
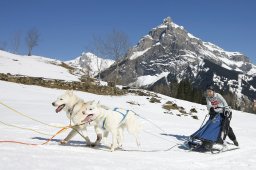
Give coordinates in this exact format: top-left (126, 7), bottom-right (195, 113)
top-left (206, 85), bottom-right (214, 91)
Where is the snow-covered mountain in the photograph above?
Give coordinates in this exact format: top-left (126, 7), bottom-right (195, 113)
top-left (100, 17), bottom-right (256, 112)
top-left (65, 52), bottom-right (114, 78)
top-left (0, 50), bottom-right (79, 81)
top-left (1, 80), bottom-right (256, 170)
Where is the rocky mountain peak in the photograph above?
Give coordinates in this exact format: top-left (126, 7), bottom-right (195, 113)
top-left (163, 16), bottom-right (172, 25)
top-left (100, 17), bottom-right (256, 113)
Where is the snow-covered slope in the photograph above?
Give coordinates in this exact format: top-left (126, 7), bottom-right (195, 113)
top-left (65, 52), bottom-right (114, 77)
top-left (1, 80), bottom-right (256, 170)
top-left (0, 50), bottom-right (79, 81)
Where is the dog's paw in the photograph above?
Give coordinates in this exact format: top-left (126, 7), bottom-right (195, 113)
top-left (85, 142), bottom-right (92, 147)
top-left (90, 143), bottom-right (96, 147)
top-left (59, 140), bottom-right (68, 145)
top-left (110, 147), bottom-right (115, 152)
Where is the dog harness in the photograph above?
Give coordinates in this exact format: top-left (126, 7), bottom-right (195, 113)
top-left (101, 108), bottom-right (130, 130)
top-left (113, 108), bottom-right (130, 122)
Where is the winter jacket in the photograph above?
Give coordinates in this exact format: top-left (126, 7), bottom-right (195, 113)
top-left (206, 93), bottom-right (228, 113)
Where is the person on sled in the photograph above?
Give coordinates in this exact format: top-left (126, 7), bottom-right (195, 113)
top-left (206, 85), bottom-right (239, 146)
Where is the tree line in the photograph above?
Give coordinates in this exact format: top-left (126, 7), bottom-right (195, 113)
top-left (151, 77), bottom-right (256, 113)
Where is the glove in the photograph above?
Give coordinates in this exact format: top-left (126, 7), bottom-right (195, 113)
top-left (209, 107), bottom-right (215, 114)
top-left (209, 107), bottom-right (216, 119)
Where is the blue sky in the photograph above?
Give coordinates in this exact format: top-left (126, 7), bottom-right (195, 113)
top-left (0, 0), bottom-right (255, 63)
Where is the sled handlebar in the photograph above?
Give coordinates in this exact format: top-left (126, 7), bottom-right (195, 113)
top-left (215, 106), bottom-right (230, 109)
top-left (214, 106), bottom-right (232, 117)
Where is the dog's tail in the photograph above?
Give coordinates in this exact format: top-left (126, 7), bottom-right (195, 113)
top-left (125, 111), bottom-right (142, 147)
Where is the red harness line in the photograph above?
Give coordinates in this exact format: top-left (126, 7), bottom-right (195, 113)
top-left (0, 125), bottom-right (70, 146)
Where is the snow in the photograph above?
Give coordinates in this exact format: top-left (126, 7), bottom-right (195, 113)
top-left (157, 24), bottom-right (168, 29)
top-left (129, 48), bottom-right (150, 60)
top-left (221, 63), bottom-right (232, 70)
top-left (153, 21), bottom-right (184, 32)
top-left (0, 50), bottom-right (79, 81)
top-left (199, 48), bottom-right (219, 61)
top-left (144, 35), bottom-right (153, 40)
top-left (247, 67), bottom-right (256, 76)
top-left (131, 72), bottom-right (169, 87)
top-left (171, 22), bottom-right (184, 30)
top-left (180, 50), bottom-right (198, 62)
top-left (1, 80), bottom-right (256, 170)
top-left (203, 42), bottom-right (243, 57)
top-left (219, 57), bottom-right (244, 68)
top-left (250, 85), bottom-right (256, 92)
top-left (187, 33), bottom-right (200, 40)
top-left (203, 42), bottom-right (225, 52)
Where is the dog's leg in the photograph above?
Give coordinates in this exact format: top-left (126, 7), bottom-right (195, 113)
top-left (79, 131), bottom-right (92, 146)
top-left (91, 126), bottom-right (103, 147)
top-left (110, 129), bottom-right (118, 152)
top-left (117, 128), bottom-right (124, 148)
top-left (92, 134), bottom-right (102, 147)
top-left (60, 128), bottom-right (77, 144)
top-left (135, 134), bottom-right (140, 147)
top-left (60, 128), bottom-right (91, 146)
top-left (102, 131), bottom-right (109, 145)
top-left (83, 136), bottom-right (92, 146)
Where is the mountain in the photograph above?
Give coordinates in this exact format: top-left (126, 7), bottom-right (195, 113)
top-left (0, 50), bottom-right (79, 81)
top-left (65, 52), bottom-right (114, 78)
top-left (100, 17), bottom-right (256, 113)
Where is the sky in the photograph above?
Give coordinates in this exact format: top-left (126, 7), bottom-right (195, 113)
top-left (0, 0), bottom-right (255, 63)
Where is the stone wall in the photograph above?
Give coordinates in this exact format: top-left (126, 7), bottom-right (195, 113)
top-left (0, 73), bottom-right (125, 95)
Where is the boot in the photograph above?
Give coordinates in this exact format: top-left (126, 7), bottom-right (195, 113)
top-left (233, 139), bottom-right (239, 146)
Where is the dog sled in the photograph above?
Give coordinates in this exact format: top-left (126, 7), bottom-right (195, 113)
top-left (187, 107), bottom-right (239, 154)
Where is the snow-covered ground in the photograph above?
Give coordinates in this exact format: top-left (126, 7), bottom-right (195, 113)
top-left (0, 50), bottom-right (79, 81)
top-left (1, 80), bottom-right (256, 170)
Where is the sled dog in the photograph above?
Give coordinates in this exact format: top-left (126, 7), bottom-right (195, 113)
top-left (52, 91), bottom-right (103, 146)
top-left (82, 101), bottom-right (141, 151)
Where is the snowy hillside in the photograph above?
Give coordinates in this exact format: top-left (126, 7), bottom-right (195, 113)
top-left (65, 52), bottom-right (114, 77)
top-left (1, 80), bottom-right (256, 170)
top-left (0, 50), bottom-right (79, 81)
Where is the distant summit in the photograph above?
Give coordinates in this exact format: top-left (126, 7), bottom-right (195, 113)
top-left (65, 52), bottom-right (114, 78)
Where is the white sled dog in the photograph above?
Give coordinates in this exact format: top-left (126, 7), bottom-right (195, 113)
top-left (82, 101), bottom-right (141, 151)
top-left (52, 91), bottom-right (103, 146)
